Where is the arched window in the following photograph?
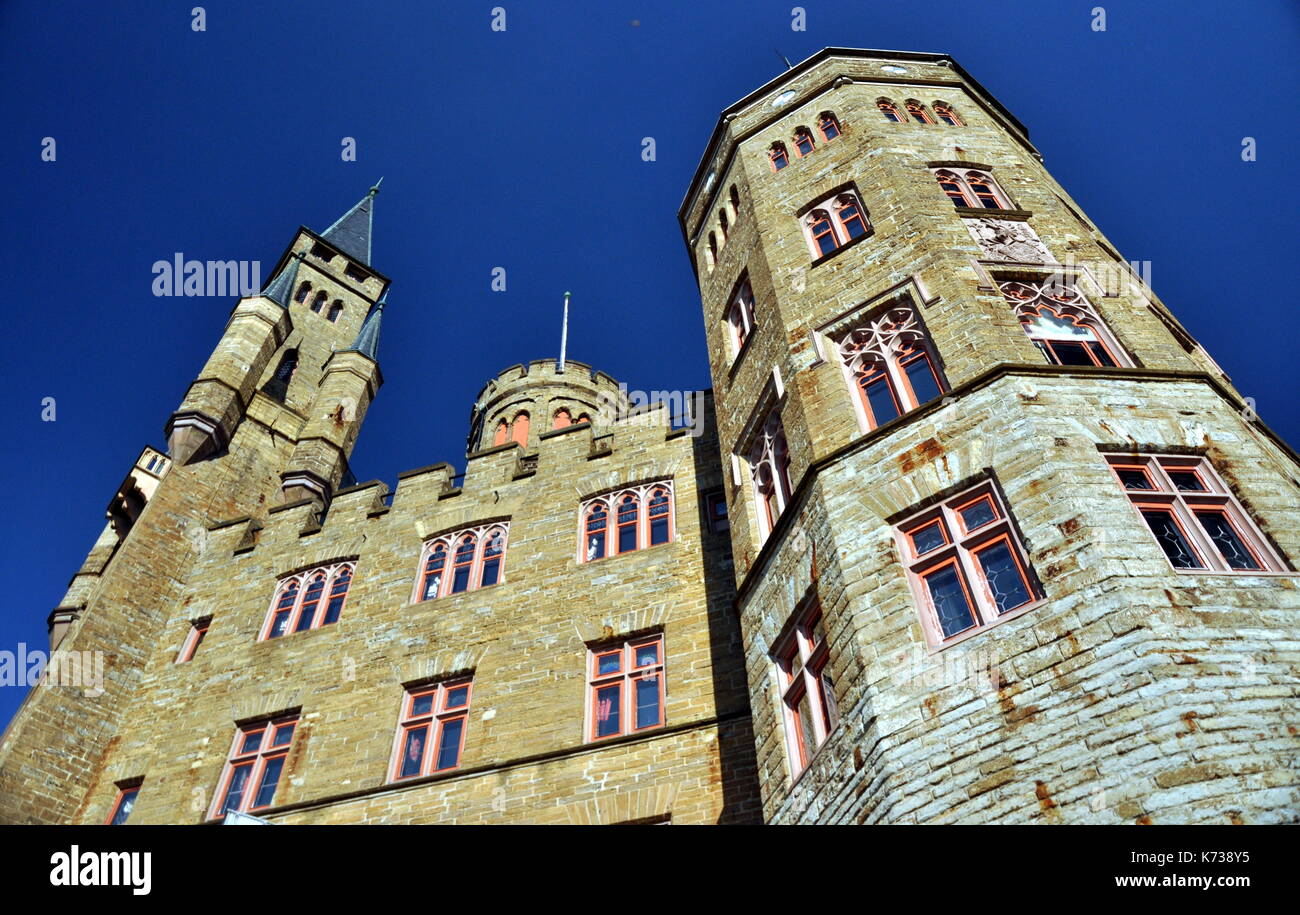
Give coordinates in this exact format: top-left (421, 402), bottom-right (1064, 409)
top-left (577, 412), bottom-right (592, 425)
top-left (648, 487), bottom-right (672, 546)
top-left (480, 529), bottom-right (505, 587)
top-left (294, 282), bottom-right (312, 304)
top-left (817, 112), bottom-right (841, 141)
top-left (553, 408), bottom-right (572, 429)
top-left (310, 291), bottom-right (328, 314)
top-left (726, 278), bottom-right (757, 357)
top-left (837, 305), bottom-right (946, 431)
top-left (450, 535), bottom-right (477, 594)
top-left (932, 168), bottom-right (1010, 210)
top-left (261, 562), bottom-right (353, 640)
top-left (419, 542), bottom-right (448, 600)
top-left (708, 231), bottom-right (719, 263)
top-left (718, 208), bottom-right (729, 241)
top-left (807, 210), bottom-right (837, 257)
top-left (749, 411), bottom-right (792, 542)
top-left (578, 482), bottom-right (675, 561)
top-left (878, 99), bottom-right (902, 122)
top-left (793, 128), bottom-right (815, 157)
top-left (834, 194), bottom-right (869, 240)
top-left (264, 348), bottom-right (298, 402)
top-left (905, 100), bottom-right (934, 124)
top-left (935, 170), bottom-right (973, 207)
top-left (769, 142), bottom-right (789, 171)
top-left (998, 278), bottom-right (1129, 368)
top-left (801, 189), bottom-right (871, 260)
top-left (510, 412), bottom-right (530, 448)
top-left (933, 102), bottom-right (962, 126)
top-left (327, 301), bottom-right (343, 322)
top-left (585, 503), bottom-right (608, 560)
top-left (493, 420), bottom-right (508, 447)
top-left (729, 185), bottom-right (740, 219)
top-left (414, 524), bottom-right (510, 601)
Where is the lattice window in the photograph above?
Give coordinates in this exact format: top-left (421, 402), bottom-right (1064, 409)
top-left (210, 715), bottom-right (298, 818)
top-left (390, 678), bottom-right (472, 780)
top-left (837, 304), bottom-right (946, 430)
top-left (588, 634), bottom-right (665, 741)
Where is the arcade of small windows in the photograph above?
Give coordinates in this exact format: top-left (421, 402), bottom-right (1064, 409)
top-left (1107, 455), bottom-right (1288, 574)
top-left (801, 189), bottom-right (871, 260)
top-left (261, 562), bottom-right (353, 640)
top-left (414, 523), bottom-right (509, 602)
top-left (878, 98), bottom-right (964, 125)
top-left (551, 407), bottom-right (591, 430)
top-left (836, 304), bottom-right (946, 431)
top-left (773, 598), bottom-right (838, 779)
top-left (997, 277), bottom-right (1130, 368)
top-left (492, 411), bottom-right (531, 448)
top-left (210, 715), bottom-right (298, 819)
top-left (726, 278), bottom-right (757, 359)
top-left (895, 480), bottom-right (1042, 648)
top-left (768, 112), bottom-right (843, 172)
top-left (748, 408), bottom-right (793, 543)
top-left (587, 634), bottom-right (665, 741)
top-left (580, 482), bottom-right (674, 562)
top-left (302, 288), bottom-right (345, 323)
top-left (933, 168), bottom-right (1011, 210)
top-left (702, 184), bottom-right (744, 272)
top-left (390, 678), bottom-right (473, 781)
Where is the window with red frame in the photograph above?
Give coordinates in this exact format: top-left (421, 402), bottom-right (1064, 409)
top-left (748, 409), bottom-right (793, 542)
top-left (726, 278), bottom-right (757, 357)
top-left (414, 522), bottom-right (509, 601)
top-left (176, 618), bottom-right (210, 663)
top-left (878, 99), bottom-right (902, 122)
top-left (896, 482), bottom-right (1041, 647)
top-left (836, 304), bottom-right (946, 430)
top-left (932, 168), bottom-right (1010, 210)
top-left (817, 112), bottom-right (841, 141)
top-left (580, 482), bottom-right (675, 562)
top-left (391, 678), bottom-right (473, 781)
top-left (769, 143), bottom-right (789, 171)
top-left (1107, 455), bottom-right (1287, 573)
top-left (997, 277), bottom-right (1128, 369)
top-left (262, 562), bottom-right (353, 640)
top-left (106, 782), bottom-right (142, 825)
top-left (801, 189), bottom-right (871, 260)
top-left (588, 635), bottom-right (665, 741)
top-left (211, 715), bottom-right (298, 818)
top-left (705, 490), bottom-right (730, 533)
top-left (933, 102), bottom-right (963, 126)
top-left (773, 600), bottom-right (838, 778)
top-left (793, 128), bottom-right (815, 157)
top-left (905, 100), bottom-right (934, 124)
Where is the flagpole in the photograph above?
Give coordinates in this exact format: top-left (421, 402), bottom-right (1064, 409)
top-left (559, 291), bottom-right (570, 373)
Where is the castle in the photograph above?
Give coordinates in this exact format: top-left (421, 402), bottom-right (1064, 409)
top-left (1, 48), bottom-right (1296, 825)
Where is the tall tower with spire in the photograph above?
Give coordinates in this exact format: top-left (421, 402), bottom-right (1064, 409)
top-left (0, 186), bottom-right (391, 823)
top-left (680, 48), bottom-right (1299, 824)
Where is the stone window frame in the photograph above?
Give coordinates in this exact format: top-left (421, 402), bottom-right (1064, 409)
top-left (578, 480), bottom-right (675, 563)
top-left (894, 478), bottom-right (1044, 650)
top-left (1106, 454), bottom-right (1290, 575)
top-left (586, 632), bottom-right (666, 742)
top-left (209, 713), bottom-right (299, 820)
top-left (260, 561), bottom-right (354, 640)
top-left (931, 166), bottom-right (1013, 210)
top-left (771, 595), bottom-right (839, 781)
top-left (995, 273), bottom-right (1133, 369)
top-left (413, 521), bottom-right (510, 603)
top-left (798, 185), bottom-right (873, 263)
top-left (388, 676), bottom-right (474, 782)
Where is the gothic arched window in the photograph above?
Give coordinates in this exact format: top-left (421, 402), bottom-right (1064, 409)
top-left (834, 194), bottom-right (868, 240)
top-left (578, 482), bottom-right (675, 562)
top-left (837, 305), bottom-right (946, 431)
top-left (261, 562), bottom-right (353, 640)
top-left (998, 278), bottom-right (1129, 368)
top-left (769, 142), bottom-right (789, 171)
top-left (801, 189), bottom-right (872, 260)
top-left (905, 100), bottom-right (934, 124)
top-left (413, 524), bottom-right (510, 601)
top-left (817, 112), bottom-right (841, 141)
top-left (510, 411), bottom-right (530, 448)
top-left (877, 99), bottom-right (902, 122)
top-left (718, 208), bottom-right (729, 241)
top-left (933, 102), bottom-right (962, 126)
top-left (729, 185), bottom-right (741, 219)
top-left (493, 420), bottom-right (509, 447)
top-left (793, 128), bottom-right (815, 157)
top-left (264, 348), bottom-right (298, 402)
top-left (749, 409), bottom-right (793, 541)
top-left (932, 168), bottom-right (1010, 210)
top-left (726, 278), bottom-right (757, 357)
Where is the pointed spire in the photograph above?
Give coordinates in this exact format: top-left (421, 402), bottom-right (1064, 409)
top-left (261, 251), bottom-right (303, 306)
top-left (321, 179), bottom-right (382, 265)
top-left (345, 293), bottom-right (385, 361)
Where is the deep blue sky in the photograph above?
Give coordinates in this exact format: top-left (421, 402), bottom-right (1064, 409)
top-left (1, 1), bottom-right (1296, 728)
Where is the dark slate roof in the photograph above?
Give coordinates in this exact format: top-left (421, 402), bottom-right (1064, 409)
top-left (321, 179), bottom-right (381, 265)
top-left (345, 296), bottom-right (384, 361)
top-left (261, 252), bottom-right (303, 306)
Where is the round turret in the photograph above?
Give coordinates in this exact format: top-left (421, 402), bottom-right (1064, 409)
top-left (467, 359), bottom-right (627, 453)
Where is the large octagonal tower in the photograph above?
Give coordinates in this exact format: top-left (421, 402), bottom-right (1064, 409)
top-left (680, 48), bottom-right (1300, 824)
